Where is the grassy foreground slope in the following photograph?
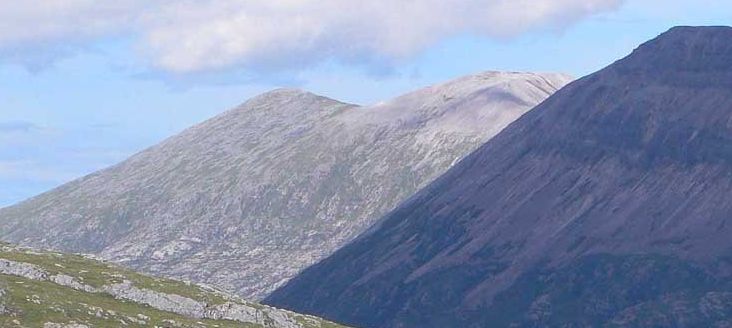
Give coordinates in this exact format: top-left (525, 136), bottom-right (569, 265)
top-left (0, 242), bottom-right (345, 328)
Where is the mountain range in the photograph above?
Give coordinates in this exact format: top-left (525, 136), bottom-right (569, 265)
top-left (266, 26), bottom-right (732, 327)
top-left (0, 71), bottom-right (570, 300)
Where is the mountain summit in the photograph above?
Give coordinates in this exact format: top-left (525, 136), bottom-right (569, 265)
top-left (618, 26), bottom-right (732, 75)
top-left (266, 26), bottom-right (732, 327)
top-left (0, 71), bottom-right (570, 300)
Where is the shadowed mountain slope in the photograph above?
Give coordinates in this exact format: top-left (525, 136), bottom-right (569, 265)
top-left (266, 26), bottom-right (732, 327)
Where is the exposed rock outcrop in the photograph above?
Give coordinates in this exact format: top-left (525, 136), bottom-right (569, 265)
top-left (43, 323), bottom-right (91, 328)
top-left (102, 280), bottom-right (206, 318)
top-left (0, 259), bottom-right (47, 280)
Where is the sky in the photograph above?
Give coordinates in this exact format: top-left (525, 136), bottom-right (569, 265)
top-left (0, 0), bottom-right (731, 207)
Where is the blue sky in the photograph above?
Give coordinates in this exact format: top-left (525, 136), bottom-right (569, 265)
top-left (0, 0), bottom-right (731, 207)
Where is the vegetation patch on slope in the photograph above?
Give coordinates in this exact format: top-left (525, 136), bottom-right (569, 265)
top-left (0, 242), bottom-right (345, 328)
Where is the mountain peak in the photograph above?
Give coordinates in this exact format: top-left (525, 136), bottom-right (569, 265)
top-left (665, 25), bottom-right (732, 34)
top-left (616, 26), bottom-right (732, 75)
top-left (435, 71), bottom-right (573, 92)
top-left (230, 88), bottom-right (355, 119)
top-left (661, 25), bottom-right (732, 40)
top-left (243, 88), bottom-right (350, 108)
top-left (260, 87), bottom-right (314, 98)
top-left (248, 88), bottom-right (315, 103)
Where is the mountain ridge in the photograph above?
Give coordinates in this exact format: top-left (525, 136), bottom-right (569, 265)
top-left (0, 71), bottom-right (571, 300)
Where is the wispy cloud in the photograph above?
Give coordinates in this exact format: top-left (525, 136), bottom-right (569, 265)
top-left (0, 121), bottom-right (41, 134)
top-left (0, 0), bottom-right (624, 74)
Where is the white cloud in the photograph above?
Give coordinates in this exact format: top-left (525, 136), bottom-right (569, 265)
top-left (0, 0), bottom-right (623, 73)
top-left (0, 1), bottom-right (145, 44)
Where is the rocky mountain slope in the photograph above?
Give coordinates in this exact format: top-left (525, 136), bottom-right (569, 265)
top-left (266, 26), bottom-right (732, 327)
top-left (0, 242), bottom-right (345, 328)
top-left (0, 72), bottom-right (570, 300)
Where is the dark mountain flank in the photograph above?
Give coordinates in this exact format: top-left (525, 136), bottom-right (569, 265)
top-left (266, 27), bottom-right (732, 327)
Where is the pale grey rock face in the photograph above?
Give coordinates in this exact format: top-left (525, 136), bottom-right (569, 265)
top-left (101, 280), bottom-right (304, 327)
top-left (0, 287), bottom-right (6, 314)
top-left (102, 280), bottom-right (206, 318)
top-left (102, 280), bottom-right (305, 327)
top-left (43, 323), bottom-right (91, 328)
top-left (0, 259), bottom-right (48, 281)
top-left (50, 274), bottom-right (96, 293)
top-left (0, 258), bottom-right (96, 292)
top-left (205, 302), bottom-right (265, 322)
top-left (206, 302), bottom-right (302, 328)
top-left (0, 71), bottom-right (570, 299)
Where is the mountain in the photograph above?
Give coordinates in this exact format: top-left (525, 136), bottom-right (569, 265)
top-left (0, 242), bottom-right (345, 328)
top-left (0, 71), bottom-right (570, 300)
top-left (265, 26), bottom-right (732, 327)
